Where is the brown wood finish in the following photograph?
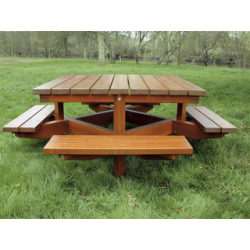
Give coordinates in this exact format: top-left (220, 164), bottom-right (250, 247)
top-left (91, 74), bottom-right (114, 94)
top-left (54, 102), bottom-right (64, 120)
top-left (172, 120), bottom-right (225, 139)
top-left (44, 135), bottom-right (193, 155)
top-left (88, 104), bottom-right (113, 112)
top-left (67, 117), bottom-right (113, 135)
top-left (177, 103), bottom-right (187, 121)
top-left (126, 120), bottom-right (172, 136)
top-left (134, 155), bottom-right (179, 160)
top-left (15, 120), bottom-right (69, 139)
top-left (194, 106), bottom-right (237, 133)
top-left (33, 75), bottom-right (76, 95)
top-left (52, 75), bottom-right (89, 95)
top-left (126, 105), bottom-right (153, 113)
top-left (19, 105), bottom-right (55, 132)
top-left (186, 106), bottom-right (221, 133)
top-left (129, 75), bottom-right (149, 95)
top-left (153, 75), bottom-right (188, 95)
top-left (166, 76), bottom-right (207, 96)
top-left (3, 105), bottom-right (46, 132)
top-left (59, 155), bottom-right (103, 160)
top-left (71, 75), bottom-right (101, 95)
top-left (110, 75), bottom-right (129, 95)
top-left (140, 75), bottom-right (169, 95)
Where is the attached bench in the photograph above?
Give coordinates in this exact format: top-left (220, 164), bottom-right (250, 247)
top-left (186, 106), bottom-right (237, 133)
top-left (44, 135), bottom-right (193, 161)
top-left (3, 105), bottom-right (55, 133)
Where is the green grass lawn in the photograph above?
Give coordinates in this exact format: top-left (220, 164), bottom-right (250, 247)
top-left (0, 57), bottom-right (250, 219)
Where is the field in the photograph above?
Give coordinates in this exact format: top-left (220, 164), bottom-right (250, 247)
top-left (0, 58), bottom-right (249, 219)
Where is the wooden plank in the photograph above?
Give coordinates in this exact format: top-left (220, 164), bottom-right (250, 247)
top-left (3, 105), bottom-right (46, 132)
top-left (141, 75), bottom-right (168, 95)
top-left (166, 76), bottom-right (207, 96)
top-left (194, 106), bottom-right (237, 133)
top-left (129, 75), bottom-right (149, 95)
top-left (90, 74), bottom-right (114, 94)
top-left (186, 106), bottom-right (221, 133)
top-left (153, 75), bottom-right (188, 95)
top-left (44, 135), bottom-right (193, 155)
top-left (20, 105), bottom-right (55, 132)
top-left (71, 75), bottom-right (101, 95)
top-left (110, 75), bottom-right (129, 95)
top-left (33, 75), bottom-right (75, 95)
top-left (52, 75), bottom-right (89, 95)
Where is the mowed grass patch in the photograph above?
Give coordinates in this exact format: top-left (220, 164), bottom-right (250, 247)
top-left (0, 57), bottom-right (250, 218)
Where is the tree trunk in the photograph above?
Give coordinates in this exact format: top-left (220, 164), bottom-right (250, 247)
top-left (177, 45), bottom-right (181, 65)
top-left (98, 32), bottom-right (105, 65)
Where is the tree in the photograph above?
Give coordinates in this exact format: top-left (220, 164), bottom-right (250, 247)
top-left (98, 32), bottom-right (105, 65)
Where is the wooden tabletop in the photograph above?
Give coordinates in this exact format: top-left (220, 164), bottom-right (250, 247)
top-left (33, 74), bottom-right (207, 96)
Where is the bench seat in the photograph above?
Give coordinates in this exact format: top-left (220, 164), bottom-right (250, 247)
top-left (44, 135), bottom-right (193, 157)
top-left (3, 105), bottom-right (55, 133)
top-left (186, 106), bottom-right (237, 133)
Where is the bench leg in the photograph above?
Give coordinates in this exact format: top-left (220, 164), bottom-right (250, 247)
top-left (114, 95), bottom-right (126, 177)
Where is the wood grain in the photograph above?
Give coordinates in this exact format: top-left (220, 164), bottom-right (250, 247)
top-left (90, 74), bottom-right (114, 94)
top-left (129, 75), bottom-right (149, 95)
top-left (110, 75), bottom-right (129, 95)
top-left (141, 75), bottom-right (168, 95)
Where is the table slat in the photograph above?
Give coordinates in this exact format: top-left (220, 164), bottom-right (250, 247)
top-left (90, 75), bottom-right (114, 94)
top-left (153, 75), bottom-right (188, 95)
top-left (166, 76), bottom-right (207, 96)
top-left (110, 75), bottom-right (129, 94)
top-left (52, 75), bottom-right (89, 95)
top-left (141, 75), bottom-right (169, 95)
top-left (71, 75), bottom-right (101, 95)
top-left (33, 75), bottom-right (75, 95)
top-left (129, 75), bottom-right (149, 95)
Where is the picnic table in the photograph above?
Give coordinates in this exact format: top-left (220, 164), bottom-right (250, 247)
top-left (3, 74), bottom-right (237, 176)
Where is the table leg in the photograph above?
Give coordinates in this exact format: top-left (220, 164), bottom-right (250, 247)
top-left (114, 95), bottom-right (126, 177)
top-left (177, 103), bottom-right (186, 121)
top-left (55, 102), bottom-right (64, 120)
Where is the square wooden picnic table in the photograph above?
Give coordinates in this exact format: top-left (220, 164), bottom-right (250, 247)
top-left (3, 74), bottom-right (237, 176)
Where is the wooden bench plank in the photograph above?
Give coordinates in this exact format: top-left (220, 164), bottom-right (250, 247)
top-left (20, 105), bottom-right (55, 132)
top-left (141, 75), bottom-right (169, 95)
top-left (3, 105), bottom-right (46, 132)
top-left (129, 75), bottom-right (149, 95)
top-left (153, 75), bottom-right (188, 95)
top-left (166, 76), bottom-right (207, 96)
top-left (194, 106), bottom-right (237, 133)
top-left (44, 135), bottom-right (193, 155)
top-left (51, 75), bottom-right (89, 95)
top-left (71, 75), bottom-right (101, 95)
top-left (33, 75), bottom-right (75, 95)
top-left (186, 106), bottom-right (221, 133)
top-left (110, 75), bottom-right (129, 95)
top-left (90, 75), bottom-right (114, 94)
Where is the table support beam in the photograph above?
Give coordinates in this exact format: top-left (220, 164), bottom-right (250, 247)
top-left (55, 102), bottom-right (64, 120)
top-left (114, 95), bottom-right (126, 177)
top-left (177, 103), bottom-right (186, 121)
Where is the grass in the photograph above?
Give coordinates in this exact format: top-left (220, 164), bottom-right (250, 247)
top-left (0, 57), bottom-right (250, 219)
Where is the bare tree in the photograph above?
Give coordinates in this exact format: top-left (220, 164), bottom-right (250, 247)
top-left (98, 32), bottom-right (105, 65)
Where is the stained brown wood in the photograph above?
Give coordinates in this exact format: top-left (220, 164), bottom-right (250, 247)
top-left (153, 75), bottom-right (188, 95)
top-left (19, 105), bottom-right (55, 132)
top-left (88, 104), bottom-right (113, 112)
top-left (59, 155), bottom-right (103, 160)
top-left (55, 102), bottom-right (64, 120)
top-left (114, 95), bottom-right (126, 135)
top-left (141, 75), bottom-right (168, 95)
top-left (194, 106), bottom-right (237, 133)
top-left (126, 105), bottom-right (153, 113)
top-left (67, 117), bottom-right (113, 135)
top-left (126, 120), bottom-right (172, 135)
top-left (172, 120), bottom-right (225, 139)
top-left (33, 75), bottom-right (75, 95)
top-left (52, 75), bottom-right (89, 95)
top-left (186, 106), bottom-right (221, 133)
top-left (129, 75), bottom-right (149, 95)
top-left (177, 103), bottom-right (186, 121)
top-left (3, 105), bottom-right (46, 132)
top-left (15, 120), bottom-right (69, 139)
top-left (134, 155), bottom-right (179, 160)
top-left (110, 75), bottom-right (129, 95)
top-left (71, 75), bottom-right (101, 95)
top-left (44, 135), bottom-right (193, 155)
top-left (90, 74), bottom-right (114, 94)
top-left (166, 76), bottom-right (207, 96)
